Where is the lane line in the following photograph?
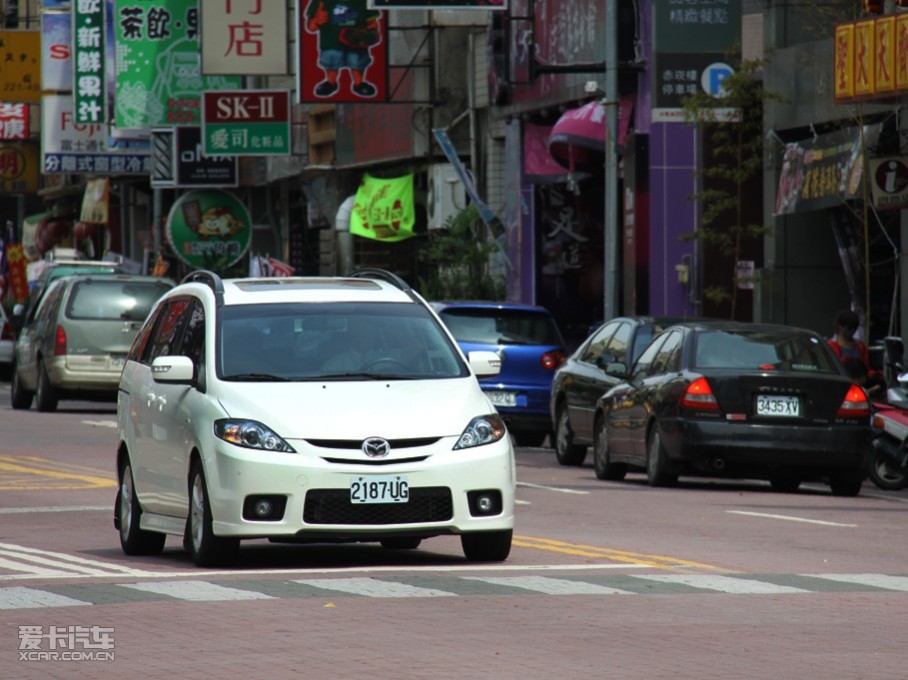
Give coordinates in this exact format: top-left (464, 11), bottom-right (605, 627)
top-left (516, 481), bottom-right (589, 495)
top-left (81, 419), bottom-right (117, 428)
top-left (726, 511), bottom-right (858, 527)
top-left (464, 575), bottom-right (636, 595)
top-left (0, 587), bottom-right (91, 610)
top-left (805, 573), bottom-right (908, 591)
top-left (0, 558), bottom-right (73, 578)
top-left (0, 505), bottom-right (111, 514)
top-left (0, 543), bottom-right (155, 577)
top-left (295, 577), bottom-right (457, 598)
top-left (121, 581), bottom-right (275, 601)
top-left (0, 458), bottom-right (115, 488)
top-left (633, 574), bottom-right (811, 594)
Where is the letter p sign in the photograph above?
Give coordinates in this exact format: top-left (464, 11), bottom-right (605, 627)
top-left (702, 62), bottom-right (734, 98)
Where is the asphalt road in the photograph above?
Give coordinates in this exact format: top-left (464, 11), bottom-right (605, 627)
top-left (0, 381), bottom-right (907, 679)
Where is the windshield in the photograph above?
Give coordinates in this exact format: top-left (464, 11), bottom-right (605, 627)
top-left (66, 280), bottom-right (173, 322)
top-left (693, 329), bottom-right (839, 373)
top-left (218, 302), bottom-right (470, 381)
top-left (438, 308), bottom-right (563, 346)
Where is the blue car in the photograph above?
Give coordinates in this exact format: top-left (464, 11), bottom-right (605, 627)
top-left (431, 301), bottom-right (566, 447)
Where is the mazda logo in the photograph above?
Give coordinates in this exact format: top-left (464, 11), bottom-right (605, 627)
top-left (362, 437), bottom-right (391, 458)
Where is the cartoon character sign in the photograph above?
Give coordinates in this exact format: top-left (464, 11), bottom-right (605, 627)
top-left (196, 206), bottom-right (244, 240)
top-left (300, 0), bottom-right (387, 102)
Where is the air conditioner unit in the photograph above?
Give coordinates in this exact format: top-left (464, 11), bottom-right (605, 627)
top-left (427, 164), bottom-right (466, 230)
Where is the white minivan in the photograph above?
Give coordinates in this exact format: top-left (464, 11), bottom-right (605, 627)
top-left (115, 269), bottom-right (515, 567)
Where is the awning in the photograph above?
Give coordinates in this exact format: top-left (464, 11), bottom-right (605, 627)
top-left (547, 95), bottom-right (635, 173)
top-left (524, 123), bottom-right (586, 184)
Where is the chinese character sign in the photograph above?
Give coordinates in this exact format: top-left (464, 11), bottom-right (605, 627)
top-left (0, 104), bottom-right (29, 140)
top-left (200, 0), bottom-right (287, 75)
top-left (297, 0), bottom-right (388, 103)
top-left (201, 90), bottom-right (290, 155)
top-left (74, 0), bottom-right (107, 124)
top-left (350, 173), bottom-right (415, 242)
top-left (114, 0), bottom-right (241, 128)
top-left (0, 30), bottom-right (42, 103)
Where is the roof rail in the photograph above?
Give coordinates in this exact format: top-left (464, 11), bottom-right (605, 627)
top-left (181, 270), bottom-right (225, 306)
top-left (348, 268), bottom-right (416, 299)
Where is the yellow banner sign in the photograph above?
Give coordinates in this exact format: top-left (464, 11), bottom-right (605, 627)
top-left (0, 30), bottom-right (41, 103)
top-left (836, 14), bottom-right (908, 103)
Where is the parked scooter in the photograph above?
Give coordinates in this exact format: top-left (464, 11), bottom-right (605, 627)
top-left (868, 337), bottom-right (908, 491)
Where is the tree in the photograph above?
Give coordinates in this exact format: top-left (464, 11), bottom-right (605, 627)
top-left (682, 53), bottom-right (787, 320)
top-left (416, 204), bottom-right (505, 301)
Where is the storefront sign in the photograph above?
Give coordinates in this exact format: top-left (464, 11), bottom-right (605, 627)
top-left (835, 14), bottom-right (908, 103)
top-left (0, 103), bottom-right (29, 140)
top-left (350, 173), bottom-right (415, 242)
top-left (81, 177), bottom-right (110, 223)
top-left (0, 30), bottom-right (42, 102)
top-left (42, 10), bottom-right (72, 91)
top-left (369, 0), bottom-right (505, 7)
top-left (201, 90), bottom-right (290, 155)
top-left (176, 126), bottom-right (238, 186)
top-left (73, 0), bottom-right (106, 123)
top-left (114, 0), bottom-right (241, 128)
top-left (200, 0), bottom-right (287, 75)
top-left (0, 143), bottom-right (39, 192)
top-left (870, 156), bottom-right (908, 210)
top-left (774, 126), bottom-right (879, 216)
top-left (166, 189), bottom-right (252, 269)
top-left (297, 0), bottom-right (388, 103)
top-left (42, 95), bottom-right (151, 174)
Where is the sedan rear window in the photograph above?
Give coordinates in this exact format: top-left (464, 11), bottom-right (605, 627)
top-left (693, 329), bottom-right (839, 373)
top-left (67, 280), bottom-right (173, 321)
top-left (439, 309), bottom-right (563, 345)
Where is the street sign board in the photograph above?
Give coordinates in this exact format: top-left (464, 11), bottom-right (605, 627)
top-left (201, 90), bottom-right (291, 156)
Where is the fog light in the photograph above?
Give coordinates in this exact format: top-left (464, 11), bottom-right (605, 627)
top-left (467, 490), bottom-right (502, 517)
top-left (253, 499), bottom-right (273, 518)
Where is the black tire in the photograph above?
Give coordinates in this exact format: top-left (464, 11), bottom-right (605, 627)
top-left (646, 429), bottom-right (677, 487)
top-left (34, 360), bottom-right (58, 413)
top-left (829, 469), bottom-right (864, 497)
top-left (513, 431), bottom-right (548, 448)
top-left (461, 529), bottom-right (512, 562)
top-left (10, 363), bottom-right (33, 410)
top-left (867, 449), bottom-right (908, 491)
top-left (117, 461), bottom-right (166, 556)
top-left (769, 471), bottom-right (802, 493)
top-left (187, 462), bottom-right (239, 567)
top-left (554, 404), bottom-right (587, 466)
top-left (380, 537), bottom-right (422, 550)
top-left (593, 415), bottom-right (626, 481)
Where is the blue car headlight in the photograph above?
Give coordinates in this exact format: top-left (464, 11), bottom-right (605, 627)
top-left (454, 414), bottom-right (507, 450)
top-left (214, 419), bottom-right (296, 453)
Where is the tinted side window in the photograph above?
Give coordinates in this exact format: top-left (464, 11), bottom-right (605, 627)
top-left (632, 334), bottom-right (668, 381)
top-left (580, 323), bottom-right (618, 363)
top-left (145, 299), bottom-right (191, 362)
top-left (128, 303), bottom-right (164, 363)
top-left (604, 322), bottom-right (631, 364)
top-left (649, 331), bottom-right (682, 375)
top-left (34, 281), bottom-right (66, 326)
top-left (178, 301), bottom-right (205, 366)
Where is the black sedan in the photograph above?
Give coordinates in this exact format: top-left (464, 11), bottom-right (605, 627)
top-left (550, 316), bottom-right (687, 465)
top-left (591, 321), bottom-right (872, 496)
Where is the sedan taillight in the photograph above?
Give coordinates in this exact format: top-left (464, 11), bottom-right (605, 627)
top-left (541, 350), bottom-right (566, 371)
top-left (54, 325), bottom-right (67, 356)
top-left (836, 384), bottom-right (870, 418)
top-left (680, 376), bottom-right (720, 411)
top-left (0, 321), bottom-right (12, 341)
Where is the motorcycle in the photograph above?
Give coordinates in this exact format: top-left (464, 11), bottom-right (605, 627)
top-left (868, 337), bottom-right (908, 491)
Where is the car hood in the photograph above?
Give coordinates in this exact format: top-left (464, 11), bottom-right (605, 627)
top-left (217, 377), bottom-right (493, 440)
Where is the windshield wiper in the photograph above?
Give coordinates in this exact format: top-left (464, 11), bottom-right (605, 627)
top-left (316, 372), bottom-right (415, 381)
top-left (224, 373), bottom-right (290, 381)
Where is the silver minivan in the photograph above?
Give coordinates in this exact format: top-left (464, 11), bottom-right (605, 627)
top-left (11, 274), bottom-right (173, 411)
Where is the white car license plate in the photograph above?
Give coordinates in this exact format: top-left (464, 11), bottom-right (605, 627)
top-left (487, 390), bottom-right (517, 407)
top-left (350, 475), bottom-right (409, 504)
top-left (756, 395), bottom-right (800, 417)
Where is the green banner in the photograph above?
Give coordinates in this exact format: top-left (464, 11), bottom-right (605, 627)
top-left (114, 0), bottom-right (241, 128)
top-left (653, 0), bottom-right (741, 54)
top-left (350, 173), bottom-right (416, 242)
top-left (166, 190), bottom-right (252, 270)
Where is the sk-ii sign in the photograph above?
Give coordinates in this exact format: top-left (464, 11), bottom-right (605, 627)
top-left (201, 90), bottom-right (291, 156)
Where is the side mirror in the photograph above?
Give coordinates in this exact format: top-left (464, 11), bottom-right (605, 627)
top-left (468, 350), bottom-right (502, 379)
top-left (12, 303), bottom-right (24, 319)
top-left (605, 361), bottom-right (628, 379)
top-left (152, 355), bottom-right (195, 384)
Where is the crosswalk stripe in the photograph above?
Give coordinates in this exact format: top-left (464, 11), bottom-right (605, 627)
top-left (631, 574), bottom-right (810, 594)
top-left (806, 573), bottom-right (908, 591)
top-left (0, 543), bottom-right (152, 578)
top-left (295, 577), bottom-right (457, 598)
top-left (119, 581), bottom-right (275, 601)
top-left (464, 575), bottom-right (636, 595)
top-left (0, 587), bottom-right (91, 610)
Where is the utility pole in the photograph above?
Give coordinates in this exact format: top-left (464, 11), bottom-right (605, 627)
top-left (603, 0), bottom-right (620, 321)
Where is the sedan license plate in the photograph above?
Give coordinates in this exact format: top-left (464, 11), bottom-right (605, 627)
top-left (487, 390), bottom-right (517, 407)
top-left (756, 395), bottom-right (800, 417)
top-left (350, 475), bottom-right (409, 504)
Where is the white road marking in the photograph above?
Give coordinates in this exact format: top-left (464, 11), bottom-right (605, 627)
top-left (726, 510), bottom-right (858, 527)
top-left (0, 505), bottom-right (111, 514)
top-left (515, 499), bottom-right (531, 505)
top-left (632, 574), bottom-right (810, 594)
top-left (0, 543), bottom-right (155, 579)
top-left (805, 573), bottom-right (908, 591)
top-left (516, 481), bottom-right (589, 495)
top-left (464, 575), bottom-right (635, 595)
top-left (0, 587), bottom-right (91, 610)
top-left (295, 577), bottom-right (457, 598)
top-left (81, 420), bottom-right (117, 428)
top-left (120, 581), bottom-right (274, 601)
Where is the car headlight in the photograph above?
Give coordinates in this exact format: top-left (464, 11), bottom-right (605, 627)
top-left (454, 414), bottom-right (507, 450)
top-left (214, 419), bottom-right (296, 453)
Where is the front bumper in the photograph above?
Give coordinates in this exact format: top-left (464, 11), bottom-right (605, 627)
top-left (203, 436), bottom-right (516, 540)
